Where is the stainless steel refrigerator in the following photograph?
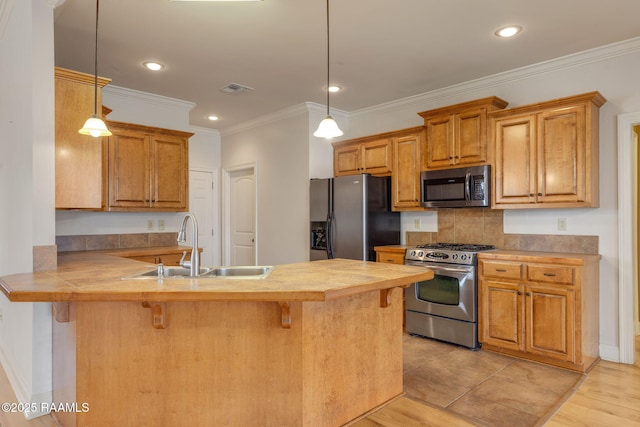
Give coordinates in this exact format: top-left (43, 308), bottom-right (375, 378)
top-left (310, 174), bottom-right (400, 261)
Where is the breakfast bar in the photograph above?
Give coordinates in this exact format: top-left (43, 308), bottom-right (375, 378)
top-left (0, 252), bottom-right (433, 426)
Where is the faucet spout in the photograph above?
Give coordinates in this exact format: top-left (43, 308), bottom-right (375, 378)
top-left (177, 213), bottom-right (200, 277)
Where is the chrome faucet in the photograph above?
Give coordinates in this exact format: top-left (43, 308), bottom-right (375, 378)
top-left (177, 213), bottom-right (200, 277)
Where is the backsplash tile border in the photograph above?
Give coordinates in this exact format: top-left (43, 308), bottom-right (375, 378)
top-left (57, 233), bottom-right (179, 253)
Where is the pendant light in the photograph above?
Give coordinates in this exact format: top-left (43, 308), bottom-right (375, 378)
top-left (313, 0), bottom-right (343, 139)
top-left (78, 0), bottom-right (112, 138)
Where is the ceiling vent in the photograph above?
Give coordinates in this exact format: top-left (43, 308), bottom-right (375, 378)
top-left (220, 83), bottom-right (254, 94)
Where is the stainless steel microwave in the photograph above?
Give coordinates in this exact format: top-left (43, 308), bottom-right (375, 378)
top-left (420, 165), bottom-right (490, 208)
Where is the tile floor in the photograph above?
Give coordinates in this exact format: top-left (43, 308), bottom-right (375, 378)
top-left (402, 334), bottom-right (584, 427)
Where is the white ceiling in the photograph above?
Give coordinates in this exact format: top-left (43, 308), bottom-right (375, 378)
top-left (53, 0), bottom-right (640, 132)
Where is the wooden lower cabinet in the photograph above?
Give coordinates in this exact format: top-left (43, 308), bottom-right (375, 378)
top-left (478, 251), bottom-right (600, 372)
top-left (374, 246), bottom-right (407, 265)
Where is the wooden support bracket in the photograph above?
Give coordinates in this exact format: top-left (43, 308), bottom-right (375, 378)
top-left (142, 301), bottom-right (167, 329)
top-left (380, 287), bottom-right (397, 308)
top-left (52, 302), bottom-right (70, 323)
top-left (278, 302), bottom-right (291, 329)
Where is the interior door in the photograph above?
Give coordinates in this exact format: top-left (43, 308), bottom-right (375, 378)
top-left (189, 170), bottom-right (215, 266)
top-left (230, 168), bottom-right (255, 266)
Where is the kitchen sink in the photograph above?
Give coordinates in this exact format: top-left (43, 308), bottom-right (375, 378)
top-left (205, 266), bottom-right (274, 279)
top-left (124, 266), bottom-right (212, 279)
top-left (124, 265), bottom-right (274, 280)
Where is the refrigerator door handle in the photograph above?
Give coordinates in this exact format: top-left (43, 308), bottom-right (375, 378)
top-left (326, 212), bottom-right (335, 259)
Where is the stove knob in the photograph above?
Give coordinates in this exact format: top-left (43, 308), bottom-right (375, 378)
top-left (410, 250), bottom-right (416, 256)
top-left (460, 254), bottom-right (467, 261)
top-left (418, 251), bottom-right (424, 257)
top-left (451, 254), bottom-right (458, 260)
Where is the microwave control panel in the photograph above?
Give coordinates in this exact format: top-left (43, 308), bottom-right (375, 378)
top-left (472, 175), bottom-right (485, 200)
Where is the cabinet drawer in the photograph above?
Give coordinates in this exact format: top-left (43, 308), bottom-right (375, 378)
top-left (527, 265), bottom-right (575, 285)
top-left (376, 252), bottom-right (405, 265)
top-left (480, 260), bottom-right (522, 280)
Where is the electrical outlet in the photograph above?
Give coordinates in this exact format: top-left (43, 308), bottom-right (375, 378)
top-left (147, 220), bottom-right (154, 230)
top-left (158, 220), bottom-right (165, 231)
top-left (414, 218), bottom-right (421, 229)
top-left (557, 218), bottom-right (567, 231)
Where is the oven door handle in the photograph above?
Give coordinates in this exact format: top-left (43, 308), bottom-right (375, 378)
top-left (421, 264), bottom-right (474, 275)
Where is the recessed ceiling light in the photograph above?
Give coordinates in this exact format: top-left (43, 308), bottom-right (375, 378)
top-left (495, 25), bottom-right (522, 38)
top-left (143, 61), bottom-right (165, 71)
top-left (328, 85), bottom-right (341, 93)
top-left (208, 115), bottom-right (220, 121)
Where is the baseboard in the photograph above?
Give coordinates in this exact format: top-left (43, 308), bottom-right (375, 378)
top-left (599, 343), bottom-right (620, 363)
top-left (0, 346), bottom-right (52, 419)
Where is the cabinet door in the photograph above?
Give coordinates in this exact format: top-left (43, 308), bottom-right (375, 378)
top-left (152, 135), bottom-right (188, 210)
top-left (424, 114), bottom-right (454, 169)
top-left (361, 139), bottom-right (392, 175)
top-left (108, 128), bottom-right (151, 209)
top-left (456, 107), bottom-right (487, 165)
top-left (537, 105), bottom-right (586, 204)
top-left (525, 284), bottom-right (575, 363)
top-left (392, 133), bottom-right (423, 210)
top-left (479, 280), bottom-right (524, 351)
top-left (493, 114), bottom-right (537, 206)
top-left (55, 69), bottom-right (107, 209)
top-left (334, 144), bottom-right (361, 176)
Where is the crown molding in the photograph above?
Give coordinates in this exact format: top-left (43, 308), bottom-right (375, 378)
top-left (350, 36), bottom-right (640, 121)
top-left (221, 103), bottom-right (311, 137)
top-left (103, 85), bottom-right (195, 112)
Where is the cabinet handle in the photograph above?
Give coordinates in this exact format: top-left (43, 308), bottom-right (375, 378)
top-left (529, 193), bottom-right (534, 197)
top-left (448, 156), bottom-right (453, 160)
top-left (517, 291), bottom-right (523, 295)
top-left (496, 269), bottom-right (507, 272)
top-left (537, 193), bottom-right (542, 196)
top-left (543, 273), bottom-right (556, 277)
top-left (525, 292), bottom-right (531, 296)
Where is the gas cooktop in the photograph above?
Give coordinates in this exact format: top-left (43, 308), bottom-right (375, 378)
top-left (405, 242), bottom-right (496, 265)
top-left (415, 243), bottom-right (496, 252)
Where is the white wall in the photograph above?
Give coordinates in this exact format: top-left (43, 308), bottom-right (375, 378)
top-left (0, 0), bottom-right (54, 418)
top-left (222, 106), bottom-right (310, 265)
top-left (342, 38), bottom-right (640, 361)
top-left (55, 85), bottom-right (222, 237)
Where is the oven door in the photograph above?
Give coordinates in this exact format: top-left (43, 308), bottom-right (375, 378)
top-left (405, 262), bottom-right (476, 322)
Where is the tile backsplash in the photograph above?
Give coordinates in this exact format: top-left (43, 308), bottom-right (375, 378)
top-left (406, 208), bottom-right (598, 254)
top-left (56, 232), bottom-right (179, 252)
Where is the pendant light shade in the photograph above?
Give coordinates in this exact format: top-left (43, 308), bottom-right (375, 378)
top-left (79, 0), bottom-right (111, 138)
top-left (79, 114), bottom-right (112, 137)
top-left (313, 115), bottom-right (343, 138)
top-left (314, 0), bottom-right (343, 139)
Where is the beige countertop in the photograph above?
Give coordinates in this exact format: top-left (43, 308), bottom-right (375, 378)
top-left (0, 251), bottom-right (433, 303)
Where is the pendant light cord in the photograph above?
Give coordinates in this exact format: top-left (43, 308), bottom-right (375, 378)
top-left (325, 0), bottom-right (330, 116)
top-left (93, 0), bottom-right (100, 115)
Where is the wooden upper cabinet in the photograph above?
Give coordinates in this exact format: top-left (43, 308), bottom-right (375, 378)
top-left (491, 92), bottom-right (605, 209)
top-left (106, 121), bottom-right (192, 212)
top-left (333, 137), bottom-right (392, 177)
top-left (418, 97), bottom-right (508, 170)
top-left (391, 127), bottom-right (425, 211)
top-left (54, 67), bottom-right (110, 209)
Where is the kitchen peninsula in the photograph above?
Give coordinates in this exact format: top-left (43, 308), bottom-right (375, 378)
top-left (0, 252), bottom-right (433, 426)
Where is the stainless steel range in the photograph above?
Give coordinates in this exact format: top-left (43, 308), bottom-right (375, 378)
top-left (404, 243), bottom-right (495, 349)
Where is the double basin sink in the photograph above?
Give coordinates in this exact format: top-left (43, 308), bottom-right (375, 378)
top-left (125, 265), bottom-right (274, 280)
